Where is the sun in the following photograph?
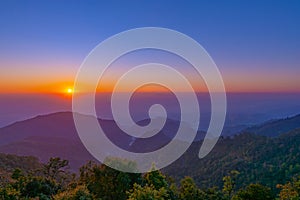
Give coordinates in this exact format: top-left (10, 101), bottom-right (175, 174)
top-left (66, 88), bottom-right (73, 94)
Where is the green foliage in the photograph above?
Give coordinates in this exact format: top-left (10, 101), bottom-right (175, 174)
top-left (222, 170), bottom-right (240, 199)
top-left (144, 169), bottom-right (168, 190)
top-left (0, 185), bottom-right (19, 200)
top-left (21, 176), bottom-right (58, 198)
top-left (1, 136), bottom-right (300, 200)
top-left (41, 157), bottom-right (71, 187)
top-left (0, 153), bottom-right (41, 173)
top-left (127, 183), bottom-right (169, 200)
top-left (277, 176), bottom-right (300, 200)
top-left (79, 159), bottom-right (142, 200)
top-left (53, 185), bottom-right (94, 200)
top-left (0, 156), bottom-right (73, 199)
top-left (178, 176), bottom-right (204, 200)
top-left (203, 187), bottom-right (227, 200)
top-left (232, 183), bottom-right (274, 200)
top-left (164, 129), bottom-right (300, 191)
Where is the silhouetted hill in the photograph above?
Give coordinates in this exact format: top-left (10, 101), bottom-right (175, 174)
top-left (243, 114), bottom-right (300, 137)
top-left (0, 112), bottom-right (96, 171)
top-left (0, 112), bottom-right (198, 171)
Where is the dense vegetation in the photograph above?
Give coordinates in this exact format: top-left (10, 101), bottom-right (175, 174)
top-left (164, 128), bottom-right (300, 191)
top-left (0, 154), bottom-right (299, 200)
top-left (0, 125), bottom-right (300, 199)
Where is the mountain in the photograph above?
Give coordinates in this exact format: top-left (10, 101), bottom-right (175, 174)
top-left (1, 111), bottom-right (300, 187)
top-left (243, 114), bottom-right (300, 137)
top-left (0, 112), bottom-right (157, 171)
top-left (0, 112), bottom-right (199, 171)
top-left (0, 111), bottom-right (300, 192)
top-left (163, 128), bottom-right (300, 190)
top-left (0, 112), bottom-right (96, 171)
top-left (129, 118), bottom-right (206, 153)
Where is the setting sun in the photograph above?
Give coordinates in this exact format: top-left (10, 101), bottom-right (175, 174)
top-left (67, 88), bottom-right (73, 94)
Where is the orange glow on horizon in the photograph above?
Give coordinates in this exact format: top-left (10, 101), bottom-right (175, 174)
top-left (0, 70), bottom-right (299, 94)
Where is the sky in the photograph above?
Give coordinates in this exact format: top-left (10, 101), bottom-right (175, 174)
top-left (0, 0), bottom-right (300, 93)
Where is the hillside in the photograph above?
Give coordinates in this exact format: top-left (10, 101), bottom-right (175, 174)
top-left (0, 112), bottom-right (198, 170)
top-left (0, 112), bottom-right (97, 171)
top-left (0, 111), bottom-right (300, 189)
top-left (163, 128), bottom-right (300, 190)
top-left (244, 114), bottom-right (300, 137)
top-left (0, 153), bottom-right (42, 186)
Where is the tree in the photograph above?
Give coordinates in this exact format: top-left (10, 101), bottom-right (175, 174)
top-left (203, 187), bottom-right (227, 200)
top-left (9, 158), bottom-right (72, 199)
top-left (53, 185), bottom-right (94, 200)
top-left (223, 170), bottom-right (240, 199)
top-left (178, 176), bottom-right (204, 200)
top-left (277, 177), bottom-right (300, 200)
top-left (79, 158), bottom-right (142, 200)
top-left (42, 157), bottom-right (70, 184)
top-left (0, 186), bottom-right (19, 200)
top-left (19, 176), bottom-right (59, 199)
top-left (127, 183), bottom-right (169, 200)
top-left (144, 169), bottom-right (168, 190)
top-left (11, 168), bottom-right (26, 193)
top-left (232, 183), bottom-right (274, 200)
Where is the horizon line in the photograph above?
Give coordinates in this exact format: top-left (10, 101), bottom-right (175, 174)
top-left (0, 91), bottom-right (300, 95)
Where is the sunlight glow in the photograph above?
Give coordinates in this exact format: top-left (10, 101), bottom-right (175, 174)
top-left (67, 88), bottom-right (73, 94)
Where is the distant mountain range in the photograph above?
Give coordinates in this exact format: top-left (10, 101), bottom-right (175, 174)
top-left (243, 114), bottom-right (300, 137)
top-left (0, 112), bottom-right (96, 171)
top-left (0, 112), bottom-right (204, 171)
top-left (0, 111), bottom-right (299, 177)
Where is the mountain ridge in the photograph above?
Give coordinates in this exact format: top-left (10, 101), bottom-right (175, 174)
top-left (243, 113), bottom-right (300, 137)
top-left (0, 111), bottom-right (299, 175)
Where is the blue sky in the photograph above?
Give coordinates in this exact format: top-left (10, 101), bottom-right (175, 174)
top-left (0, 0), bottom-right (300, 92)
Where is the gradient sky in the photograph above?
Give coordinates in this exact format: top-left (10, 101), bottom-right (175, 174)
top-left (0, 0), bottom-right (300, 93)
